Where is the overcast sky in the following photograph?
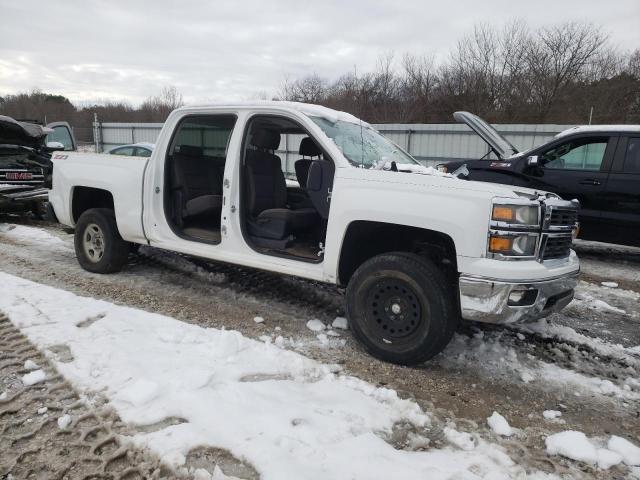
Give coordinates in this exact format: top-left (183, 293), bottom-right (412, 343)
top-left (1, 0), bottom-right (638, 106)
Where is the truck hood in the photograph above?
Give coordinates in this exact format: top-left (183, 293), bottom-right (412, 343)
top-left (0, 115), bottom-right (52, 149)
top-left (453, 111), bottom-right (519, 160)
top-left (341, 165), bottom-right (552, 200)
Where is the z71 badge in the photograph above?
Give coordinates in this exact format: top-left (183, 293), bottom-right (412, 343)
top-left (490, 162), bottom-right (512, 168)
top-left (52, 153), bottom-right (68, 160)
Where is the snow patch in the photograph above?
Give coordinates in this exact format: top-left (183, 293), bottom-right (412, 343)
top-left (57, 414), bottom-right (72, 430)
top-left (608, 435), bottom-right (640, 466)
top-left (443, 427), bottom-right (476, 451)
top-left (24, 359), bottom-right (40, 370)
top-left (22, 369), bottom-right (46, 386)
top-left (253, 316), bottom-right (264, 324)
top-left (306, 319), bottom-right (326, 332)
top-left (543, 410), bottom-right (562, 420)
top-left (487, 412), bottom-right (513, 437)
top-left (601, 281), bottom-right (618, 288)
top-left (332, 317), bottom-right (349, 330)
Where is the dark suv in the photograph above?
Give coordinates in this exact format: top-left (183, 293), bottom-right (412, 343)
top-left (441, 112), bottom-right (640, 247)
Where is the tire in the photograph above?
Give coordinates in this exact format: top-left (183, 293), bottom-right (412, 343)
top-left (74, 208), bottom-right (130, 273)
top-left (345, 252), bottom-right (458, 365)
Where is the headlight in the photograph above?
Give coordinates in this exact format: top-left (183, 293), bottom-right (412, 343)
top-left (488, 233), bottom-right (538, 257)
top-left (492, 204), bottom-right (539, 226)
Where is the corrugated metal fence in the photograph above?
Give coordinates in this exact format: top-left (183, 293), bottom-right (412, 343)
top-left (93, 121), bottom-right (574, 168)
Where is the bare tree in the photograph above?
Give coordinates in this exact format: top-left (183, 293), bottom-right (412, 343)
top-left (139, 85), bottom-right (185, 121)
top-left (525, 22), bottom-right (608, 121)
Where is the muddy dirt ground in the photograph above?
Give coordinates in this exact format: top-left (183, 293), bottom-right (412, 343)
top-left (1, 216), bottom-right (638, 479)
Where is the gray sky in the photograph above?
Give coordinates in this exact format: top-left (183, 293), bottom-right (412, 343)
top-left (1, 0), bottom-right (638, 106)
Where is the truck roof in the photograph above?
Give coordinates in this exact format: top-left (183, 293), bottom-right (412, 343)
top-left (174, 101), bottom-right (371, 127)
top-left (555, 124), bottom-right (640, 138)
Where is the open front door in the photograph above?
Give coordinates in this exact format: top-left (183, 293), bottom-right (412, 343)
top-left (46, 121), bottom-right (77, 151)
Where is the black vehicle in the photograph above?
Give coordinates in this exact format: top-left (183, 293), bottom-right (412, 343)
top-left (0, 115), bottom-right (75, 213)
top-left (440, 112), bottom-right (640, 247)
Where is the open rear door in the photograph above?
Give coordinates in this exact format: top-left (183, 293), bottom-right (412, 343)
top-left (453, 111), bottom-right (519, 160)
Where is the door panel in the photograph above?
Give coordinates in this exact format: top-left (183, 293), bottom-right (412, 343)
top-left (523, 136), bottom-right (614, 241)
top-left (600, 136), bottom-right (640, 246)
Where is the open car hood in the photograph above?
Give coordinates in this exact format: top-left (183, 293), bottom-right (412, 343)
top-left (0, 115), bottom-right (52, 149)
top-left (453, 111), bottom-right (519, 160)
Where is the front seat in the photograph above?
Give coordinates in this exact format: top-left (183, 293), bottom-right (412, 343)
top-left (294, 137), bottom-right (321, 188)
top-left (171, 145), bottom-right (223, 225)
top-left (245, 129), bottom-right (317, 240)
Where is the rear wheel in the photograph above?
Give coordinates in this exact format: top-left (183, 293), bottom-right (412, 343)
top-left (345, 252), bottom-right (457, 365)
top-left (74, 208), bottom-right (130, 273)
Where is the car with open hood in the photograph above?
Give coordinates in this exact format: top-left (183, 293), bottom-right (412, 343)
top-left (0, 115), bottom-right (75, 212)
top-left (440, 112), bottom-right (640, 247)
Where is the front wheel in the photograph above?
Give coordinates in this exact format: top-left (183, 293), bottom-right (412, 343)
top-left (74, 208), bottom-right (130, 273)
top-left (345, 252), bottom-right (457, 365)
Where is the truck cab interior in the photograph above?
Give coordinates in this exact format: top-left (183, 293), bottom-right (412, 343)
top-left (241, 115), bottom-right (334, 261)
top-left (164, 115), bottom-right (236, 243)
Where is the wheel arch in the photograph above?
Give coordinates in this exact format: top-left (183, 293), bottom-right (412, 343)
top-left (71, 186), bottom-right (115, 224)
top-left (337, 220), bottom-right (458, 288)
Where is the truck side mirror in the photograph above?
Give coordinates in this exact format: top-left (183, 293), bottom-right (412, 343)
top-left (46, 141), bottom-right (65, 151)
top-left (527, 155), bottom-right (539, 166)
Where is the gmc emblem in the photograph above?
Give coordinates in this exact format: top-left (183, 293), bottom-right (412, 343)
top-left (6, 172), bottom-right (33, 180)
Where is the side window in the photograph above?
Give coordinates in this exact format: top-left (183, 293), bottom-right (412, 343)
top-left (540, 138), bottom-right (608, 171)
top-left (135, 147), bottom-right (152, 157)
top-left (111, 147), bottom-right (135, 156)
top-left (47, 125), bottom-right (75, 151)
top-left (623, 137), bottom-right (640, 173)
top-left (172, 116), bottom-right (236, 157)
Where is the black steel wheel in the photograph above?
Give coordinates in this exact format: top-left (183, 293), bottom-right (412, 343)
top-left (346, 252), bottom-right (457, 365)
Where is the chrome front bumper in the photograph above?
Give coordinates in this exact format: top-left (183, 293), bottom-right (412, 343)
top-left (459, 271), bottom-right (579, 324)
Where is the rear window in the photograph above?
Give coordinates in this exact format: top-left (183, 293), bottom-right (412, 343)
top-left (172, 115), bottom-right (236, 157)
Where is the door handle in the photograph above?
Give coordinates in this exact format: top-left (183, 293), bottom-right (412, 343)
top-left (579, 179), bottom-right (601, 186)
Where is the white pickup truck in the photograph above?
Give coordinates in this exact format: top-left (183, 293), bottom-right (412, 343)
top-left (49, 102), bottom-right (580, 365)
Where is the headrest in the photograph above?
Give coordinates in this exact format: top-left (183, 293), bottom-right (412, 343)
top-left (175, 145), bottom-right (203, 157)
top-left (299, 137), bottom-right (321, 157)
top-left (250, 129), bottom-right (280, 150)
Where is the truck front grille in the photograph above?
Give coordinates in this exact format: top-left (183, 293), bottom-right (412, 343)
top-left (538, 201), bottom-right (578, 262)
top-left (548, 207), bottom-right (578, 229)
top-left (541, 234), bottom-right (573, 260)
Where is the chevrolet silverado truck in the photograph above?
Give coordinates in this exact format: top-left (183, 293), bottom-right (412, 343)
top-left (440, 111), bottom-right (640, 247)
top-left (49, 102), bottom-right (580, 365)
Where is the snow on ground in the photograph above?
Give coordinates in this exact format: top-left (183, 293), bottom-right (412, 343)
top-left (0, 223), bottom-right (70, 250)
top-left (0, 272), bottom-right (553, 480)
top-left (487, 412), bottom-right (513, 437)
top-left (545, 430), bottom-right (640, 469)
top-left (441, 327), bottom-right (640, 401)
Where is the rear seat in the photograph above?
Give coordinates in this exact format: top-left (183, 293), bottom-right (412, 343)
top-left (170, 145), bottom-right (223, 224)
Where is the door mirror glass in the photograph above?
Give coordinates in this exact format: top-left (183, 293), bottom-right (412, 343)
top-left (45, 141), bottom-right (65, 150)
top-left (527, 155), bottom-right (539, 166)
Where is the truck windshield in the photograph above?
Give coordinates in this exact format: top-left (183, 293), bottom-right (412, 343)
top-left (310, 116), bottom-right (418, 168)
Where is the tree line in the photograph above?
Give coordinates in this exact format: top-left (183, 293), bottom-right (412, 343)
top-left (0, 20), bottom-right (638, 144)
top-left (279, 21), bottom-right (640, 124)
top-left (0, 87), bottom-right (184, 142)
